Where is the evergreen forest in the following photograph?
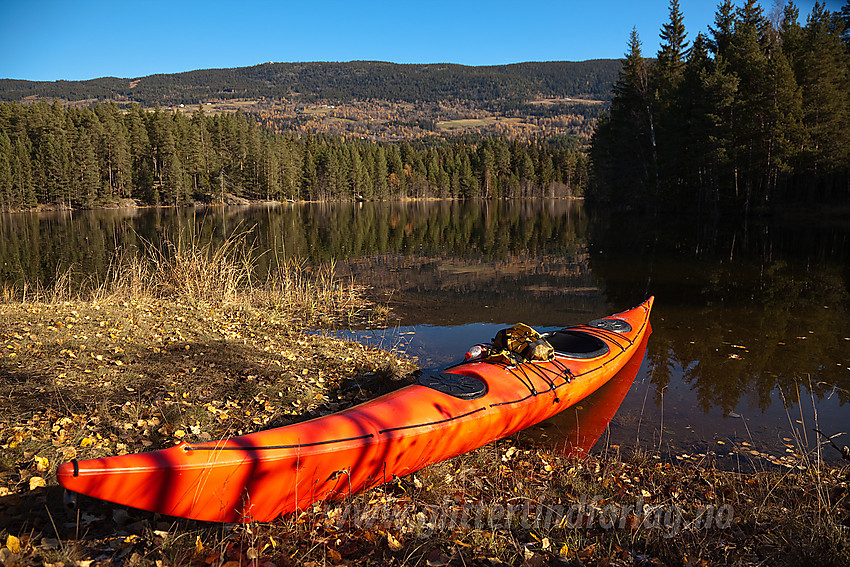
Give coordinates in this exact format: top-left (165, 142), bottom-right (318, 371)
top-left (591, 0), bottom-right (850, 213)
top-left (0, 60), bottom-right (621, 107)
top-left (1, 0), bottom-right (849, 214)
top-left (0, 101), bottom-right (588, 210)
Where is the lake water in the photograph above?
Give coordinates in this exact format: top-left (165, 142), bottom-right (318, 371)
top-left (2, 200), bottom-right (848, 466)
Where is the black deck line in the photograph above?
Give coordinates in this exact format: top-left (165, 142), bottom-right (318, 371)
top-left (183, 433), bottom-right (375, 451)
top-left (377, 407), bottom-right (487, 434)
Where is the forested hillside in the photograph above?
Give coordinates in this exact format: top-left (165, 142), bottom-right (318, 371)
top-left (0, 60), bottom-right (620, 106)
top-left (591, 0), bottom-right (850, 212)
top-left (0, 101), bottom-right (588, 210)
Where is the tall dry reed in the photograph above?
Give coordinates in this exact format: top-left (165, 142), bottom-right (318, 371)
top-left (4, 226), bottom-right (365, 325)
top-left (96, 227), bottom-right (256, 306)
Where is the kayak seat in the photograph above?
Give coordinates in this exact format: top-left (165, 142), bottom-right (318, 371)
top-left (541, 330), bottom-right (609, 359)
top-left (419, 372), bottom-right (488, 399)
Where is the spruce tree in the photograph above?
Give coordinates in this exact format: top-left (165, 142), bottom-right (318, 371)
top-left (796, 2), bottom-right (850, 178)
top-left (73, 129), bottom-right (100, 208)
top-left (0, 131), bottom-right (13, 210)
top-left (593, 28), bottom-right (657, 200)
top-left (656, 0), bottom-right (689, 91)
top-left (838, 0), bottom-right (850, 48)
top-left (655, 0), bottom-right (689, 195)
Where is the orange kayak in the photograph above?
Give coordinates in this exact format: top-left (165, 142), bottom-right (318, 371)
top-left (58, 297), bottom-right (654, 522)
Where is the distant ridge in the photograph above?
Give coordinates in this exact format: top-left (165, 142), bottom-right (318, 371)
top-left (0, 60), bottom-right (620, 105)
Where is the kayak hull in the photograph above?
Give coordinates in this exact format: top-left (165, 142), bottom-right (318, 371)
top-left (58, 297), bottom-right (654, 522)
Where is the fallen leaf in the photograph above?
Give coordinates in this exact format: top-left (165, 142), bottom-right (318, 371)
top-left (387, 532), bottom-right (402, 551)
top-left (29, 476), bottom-right (46, 490)
top-left (6, 535), bottom-right (21, 553)
top-left (35, 455), bottom-right (50, 472)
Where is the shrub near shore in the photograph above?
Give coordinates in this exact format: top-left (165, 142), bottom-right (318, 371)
top-left (0, 237), bottom-right (848, 566)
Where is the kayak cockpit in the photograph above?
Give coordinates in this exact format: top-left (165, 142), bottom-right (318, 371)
top-left (541, 330), bottom-right (609, 359)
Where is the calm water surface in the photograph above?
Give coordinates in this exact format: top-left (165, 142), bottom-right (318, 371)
top-left (2, 200), bottom-right (848, 465)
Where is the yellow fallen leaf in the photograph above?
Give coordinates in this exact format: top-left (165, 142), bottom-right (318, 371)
top-left (34, 455), bottom-right (49, 472)
top-left (29, 476), bottom-right (46, 490)
top-left (6, 534), bottom-right (21, 553)
top-left (386, 532), bottom-right (402, 551)
top-left (80, 437), bottom-right (94, 448)
top-left (195, 535), bottom-right (204, 554)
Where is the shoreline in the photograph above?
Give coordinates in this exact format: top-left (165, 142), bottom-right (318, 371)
top-left (2, 194), bottom-right (587, 215)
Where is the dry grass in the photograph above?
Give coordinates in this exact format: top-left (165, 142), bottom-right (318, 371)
top-left (1, 225), bottom-right (374, 329)
top-left (94, 230), bottom-right (256, 306)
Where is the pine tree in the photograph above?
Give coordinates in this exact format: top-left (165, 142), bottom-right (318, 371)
top-left (95, 103), bottom-right (132, 199)
top-left (590, 28), bottom-right (657, 202)
top-left (459, 153), bottom-right (479, 198)
top-left (679, 32), bottom-right (739, 211)
top-left (72, 129), bottom-right (100, 208)
top-left (656, 0), bottom-right (689, 92)
top-left (301, 147), bottom-right (318, 200)
top-left (12, 138), bottom-right (35, 208)
top-left (125, 106), bottom-right (153, 200)
top-left (262, 141), bottom-right (281, 200)
top-left (373, 145), bottom-right (388, 199)
top-left (43, 130), bottom-right (71, 206)
top-left (655, 0), bottom-right (690, 194)
top-left (838, 0), bottom-right (850, 48)
top-left (0, 131), bottom-right (13, 210)
top-left (795, 2), bottom-right (850, 177)
top-left (709, 0), bottom-right (737, 57)
top-left (187, 108), bottom-right (211, 200)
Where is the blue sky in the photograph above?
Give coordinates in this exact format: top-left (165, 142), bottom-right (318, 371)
top-left (0, 0), bottom-right (844, 81)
